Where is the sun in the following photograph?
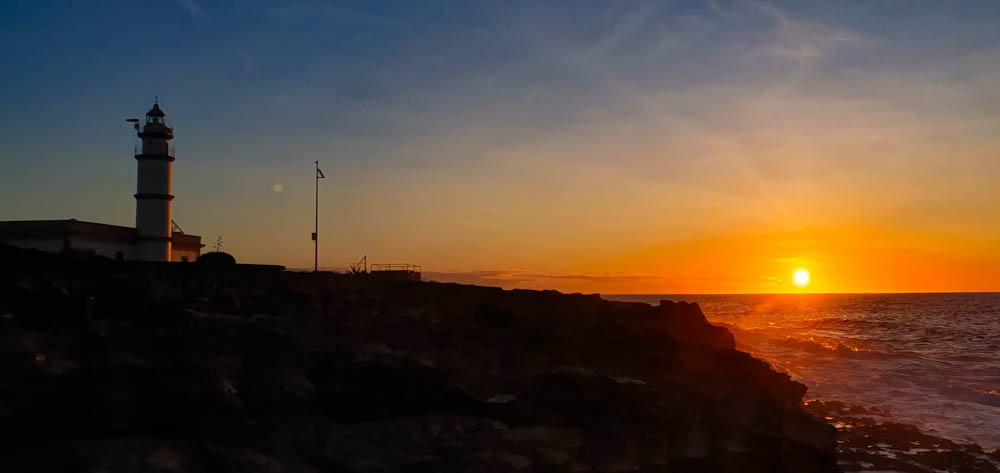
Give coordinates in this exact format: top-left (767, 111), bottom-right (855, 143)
top-left (793, 268), bottom-right (811, 288)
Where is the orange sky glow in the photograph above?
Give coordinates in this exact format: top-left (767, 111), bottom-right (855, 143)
top-left (2, 2), bottom-right (999, 294)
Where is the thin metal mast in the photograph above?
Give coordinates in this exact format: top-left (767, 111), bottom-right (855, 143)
top-left (314, 161), bottom-right (319, 272)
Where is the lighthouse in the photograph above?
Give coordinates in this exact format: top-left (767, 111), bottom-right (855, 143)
top-left (0, 99), bottom-right (204, 262)
top-left (133, 101), bottom-right (174, 261)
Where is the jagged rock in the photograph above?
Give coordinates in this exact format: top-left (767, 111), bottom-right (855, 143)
top-left (0, 243), bottom-right (837, 472)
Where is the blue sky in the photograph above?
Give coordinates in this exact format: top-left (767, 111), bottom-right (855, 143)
top-left (2, 1), bottom-right (999, 291)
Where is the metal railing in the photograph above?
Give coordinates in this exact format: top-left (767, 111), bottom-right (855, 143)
top-left (134, 145), bottom-right (176, 157)
top-left (370, 264), bottom-right (421, 273)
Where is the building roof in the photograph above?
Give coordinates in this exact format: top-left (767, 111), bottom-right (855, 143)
top-left (0, 219), bottom-right (202, 248)
top-left (0, 219), bottom-right (136, 242)
top-left (173, 231), bottom-right (205, 250)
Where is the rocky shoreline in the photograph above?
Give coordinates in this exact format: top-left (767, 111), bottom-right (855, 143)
top-left (805, 400), bottom-right (1000, 473)
top-left (0, 245), bottom-right (886, 471)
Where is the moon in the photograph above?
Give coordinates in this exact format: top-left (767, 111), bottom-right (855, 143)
top-left (273, 184), bottom-right (283, 192)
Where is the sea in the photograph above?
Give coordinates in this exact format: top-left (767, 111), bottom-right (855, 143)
top-left (605, 293), bottom-right (1000, 450)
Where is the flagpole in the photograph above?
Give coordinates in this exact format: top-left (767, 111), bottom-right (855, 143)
top-left (314, 160), bottom-right (319, 272)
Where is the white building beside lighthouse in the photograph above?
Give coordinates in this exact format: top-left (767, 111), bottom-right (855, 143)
top-left (0, 101), bottom-right (203, 262)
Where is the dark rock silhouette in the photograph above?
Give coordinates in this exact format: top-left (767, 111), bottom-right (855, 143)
top-left (805, 400), bottom-right (1000, 472)
top-left (0, 243), bottom-right (837, 472)
top-left (197, 251), bottom-right (236, 265)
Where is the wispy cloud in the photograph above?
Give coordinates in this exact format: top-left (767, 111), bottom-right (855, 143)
top-left (266, 3), bottom-right (411, 30)
top-left (177, 0), bottom-right (205, 22)
top-left (749, 2), bottom-right (864, 61)
top-left (424, 270), bottom-right (737, 289)
top-left (586, 3), bottom-right (656, 59)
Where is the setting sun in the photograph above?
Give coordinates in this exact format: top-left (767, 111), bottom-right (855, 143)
top-left (793, 269), bottom-right (811, 288)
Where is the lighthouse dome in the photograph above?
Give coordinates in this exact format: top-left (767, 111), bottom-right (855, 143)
top-left (146, 103), bottom-right (166, 118)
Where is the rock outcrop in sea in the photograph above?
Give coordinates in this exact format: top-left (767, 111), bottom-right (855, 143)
top-left (0, 244), bottom-right (837, 472)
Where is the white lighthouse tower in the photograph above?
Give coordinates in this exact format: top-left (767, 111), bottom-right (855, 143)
top-left (133, 101), bottom-right (174, 261)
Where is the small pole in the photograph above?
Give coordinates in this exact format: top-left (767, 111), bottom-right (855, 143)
top-left (314, 161), bottom-right (319, 272)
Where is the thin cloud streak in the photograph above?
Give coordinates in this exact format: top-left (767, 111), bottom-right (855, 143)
top-left (177, 0), bottom-right (206, 22)
top-left (424, 270), bottom-right (745, 290)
